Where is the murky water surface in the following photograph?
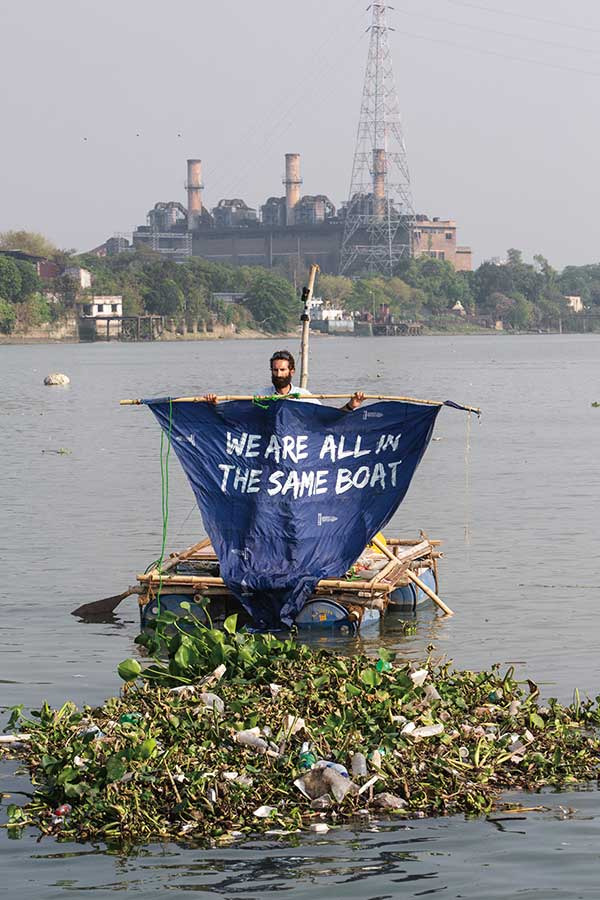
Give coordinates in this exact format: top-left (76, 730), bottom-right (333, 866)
top-left (1, 335), bottom-right (599, 897)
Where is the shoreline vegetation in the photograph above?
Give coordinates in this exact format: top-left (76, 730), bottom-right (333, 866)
top-left (2, 231), bottom-right (600, 341)
top-left (2, 614), bottom-right (599, 847)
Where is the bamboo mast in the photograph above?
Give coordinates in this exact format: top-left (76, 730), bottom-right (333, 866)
top-left (299, 264), bottom-right (319, 390)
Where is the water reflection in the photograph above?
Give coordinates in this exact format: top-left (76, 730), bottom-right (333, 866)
top-left (300, 605), bottom-right (450, 666)
top-left (13, 796), bottom-right (599, 898)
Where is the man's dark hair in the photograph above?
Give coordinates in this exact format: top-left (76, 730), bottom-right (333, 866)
top-left (270, 349), bottom-right (295, 369)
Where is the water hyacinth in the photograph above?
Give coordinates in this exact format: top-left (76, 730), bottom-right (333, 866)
top-left (2, 610), bottom-right (600, 846)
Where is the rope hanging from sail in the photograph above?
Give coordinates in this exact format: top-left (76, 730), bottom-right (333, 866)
top-left (155, 397), bottom-right (173, 611)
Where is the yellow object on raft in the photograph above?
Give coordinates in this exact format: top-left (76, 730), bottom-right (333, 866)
top-left (368, 532), bottom-right (387, 554)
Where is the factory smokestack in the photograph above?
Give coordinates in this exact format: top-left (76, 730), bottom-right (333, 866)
top-left (186, 159), bottom-right (203, 230)
top-left (284, 153), bottom-right (302, 226)
top-left (372, 148), bottom-right (386, 222)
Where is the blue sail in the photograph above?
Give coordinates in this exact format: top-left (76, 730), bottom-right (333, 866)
top-left (147, 398), bottom-right (439, 629)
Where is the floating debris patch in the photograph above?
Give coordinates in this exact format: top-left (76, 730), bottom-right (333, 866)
top-left (2, 614), bottom-right (600, 845)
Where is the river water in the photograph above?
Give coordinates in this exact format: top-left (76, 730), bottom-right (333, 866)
top-left (1, 335), bottom-right (599, 898)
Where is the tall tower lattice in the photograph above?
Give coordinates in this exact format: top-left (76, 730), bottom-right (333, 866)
top-left (340, 3), bottom-right (415, 276)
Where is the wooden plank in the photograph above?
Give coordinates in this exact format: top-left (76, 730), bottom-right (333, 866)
top-left (392, 540), bottom-right (433, 563)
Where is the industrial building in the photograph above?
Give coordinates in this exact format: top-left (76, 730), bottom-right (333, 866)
top-left (413, 216), bottom-right (472, 271)
top-left (103, 6), bottom-right (471, 276)
top-left (106, 153), bottom-right (470, 275)
top-left (113, 154), bottom-right (342, 273)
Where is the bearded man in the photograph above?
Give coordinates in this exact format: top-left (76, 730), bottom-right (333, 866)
top-left (205, 349), bottom-right (364, 411)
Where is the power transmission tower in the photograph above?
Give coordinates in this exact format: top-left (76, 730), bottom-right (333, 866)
top-left (340, 3), bottom-right (415, 276)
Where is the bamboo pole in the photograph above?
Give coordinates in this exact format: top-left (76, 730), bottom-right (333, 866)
top-left (149, 537), bottom-right (211, 578)
top-left (138, 572), bottom-right (390, 592)
top-left (405, 569), bottom-right (454, 616)
top-left (387, 538), bottom-right (442, 546)
top-left (371, 537), bottom-right (454, 616)
top-left (120, 394), bottom-right (480, 413)
top-left (388, 539), bottom-right (433, 565)
top-left (300, 264), bottom-right (319, 390)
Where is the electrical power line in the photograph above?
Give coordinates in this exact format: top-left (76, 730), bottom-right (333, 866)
top-left (213, 31), bottom-right (366, 204)
top-left (398, 27), bottom-right (600, 79)
top-left (205, 0), bottom-right (366, 204)
top-left (398, 6), bottom-right (600, 56)
top-left (443, 0), bottom-right (600, 36)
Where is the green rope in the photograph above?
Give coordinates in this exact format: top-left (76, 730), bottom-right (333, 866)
top-left (156, 398), bottom-right (173, 611)
top-left (252, 392), bottom-right (301, 409)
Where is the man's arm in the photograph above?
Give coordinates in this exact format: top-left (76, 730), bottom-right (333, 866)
top-left (204, 391), bottom-right (364, 409)
top-left (342, 391), bottom-right (365, 411)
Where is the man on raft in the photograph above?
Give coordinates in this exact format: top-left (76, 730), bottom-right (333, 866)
top-left (204, 349), bottom-right (365, 411)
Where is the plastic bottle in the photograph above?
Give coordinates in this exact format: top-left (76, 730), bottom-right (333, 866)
top-left (315, 760), bottom-right (349, 778)
top-left (119, 712), bottom-right (143, 725)
top-left (78, 725), bottom-right (105, 740)
top-left (235, 729), bottom-right (269, 753)
top-left (322, 767), bottom-right (356, 802)
top-left (411, 723), bottom-right (444, 738)
top-left (54, 804), bottom-right (72, 817)
top-left (351, 752), bottom-right (368, 777)
top-left (51, 803), bottom-right (72, 825)
top-left (375, 659), bottom-right (392, 673)
top-left (299, 741), bottom-right (316, 770)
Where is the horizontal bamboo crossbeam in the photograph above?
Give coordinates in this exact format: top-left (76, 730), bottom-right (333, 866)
top-left (387, 538), bottom-right (442, 547)
top-left (138, 572), bottom-right (391, 593)
top-left (120, 394), bottom-right (480, 414)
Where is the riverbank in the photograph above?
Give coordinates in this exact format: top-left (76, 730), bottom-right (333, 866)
top-left (1, 324), bottom-right (576, 345)
top-left (0, 322), bottom-right (284, 345)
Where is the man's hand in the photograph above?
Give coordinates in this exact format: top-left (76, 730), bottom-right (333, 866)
top-left (203, 393), bottom-right (218, 405)
top-left (347, 391), bottom-right (365, 411)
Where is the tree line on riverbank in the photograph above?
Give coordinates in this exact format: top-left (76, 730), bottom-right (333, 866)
top-left (1, 230), bottom-right (599, 335)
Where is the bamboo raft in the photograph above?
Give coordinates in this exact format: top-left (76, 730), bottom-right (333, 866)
top-left (137, 534), bottom-right (445, 634)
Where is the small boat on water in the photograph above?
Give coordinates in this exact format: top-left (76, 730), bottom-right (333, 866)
top-left (73, 266), bottom-right (475, 630)
top-left (136, 533), bottom-right (442, 635)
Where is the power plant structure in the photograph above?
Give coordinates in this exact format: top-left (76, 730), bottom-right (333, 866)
top-left (107, 6), bottom-right (471, 275)
top-left (340, 2), bottom-right (414, 276)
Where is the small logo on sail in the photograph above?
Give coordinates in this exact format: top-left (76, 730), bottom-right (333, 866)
top-left (363, 410), bottom-right (383, 419)
top-left (232, 547), bottom-right (251, 561)
top-left (176, 433), bottom-right (196, 447)
top-left (317, 513), bottom-right (338, 526)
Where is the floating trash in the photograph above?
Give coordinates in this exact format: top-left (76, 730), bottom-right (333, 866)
top-left (253, 805), bottom-right (277, 818)
top-left (2, 621), bottom-right (600, 845)
top-left (411, 724), bottom-right (444, 739)
top-left (351, 752), bottom-right (368, 777)
top-left (410, 668), bottom-right (429, 687)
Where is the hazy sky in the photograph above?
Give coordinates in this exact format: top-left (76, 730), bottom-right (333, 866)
top-left (1, 0), bottom-right (599, 268)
